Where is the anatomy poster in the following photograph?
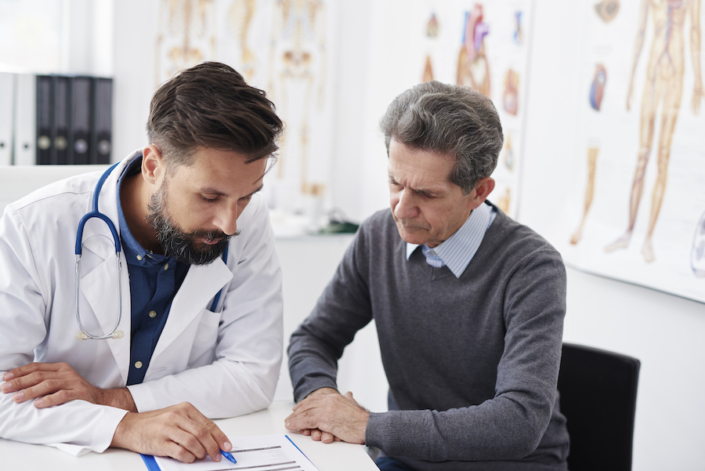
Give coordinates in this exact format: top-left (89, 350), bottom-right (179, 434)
top-left (154, 0), bottom-right (338, 215)
top-left (415, 0), bottom-right (535, 219)
top-left (551, 0), bottom-right (705, 302)
top-left (155, 0), bottom-right (219, 87)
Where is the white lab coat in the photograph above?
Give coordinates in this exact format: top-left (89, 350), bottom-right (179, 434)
top-left (0, 151), bottom-right (283, 456)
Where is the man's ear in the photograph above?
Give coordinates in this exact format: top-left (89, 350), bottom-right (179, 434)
top-left (142, 145), bottom-right (165, 186)
top-left (468, 177), bottom-right (495, 210)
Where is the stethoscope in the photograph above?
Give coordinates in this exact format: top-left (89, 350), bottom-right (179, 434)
top-left (74, 162), bottom-right (228, 341)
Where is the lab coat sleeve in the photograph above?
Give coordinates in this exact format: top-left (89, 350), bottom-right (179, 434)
top-left (0, 207), bottom-right (128, 456)
top-left (126, 195), bottom-right (283, 418)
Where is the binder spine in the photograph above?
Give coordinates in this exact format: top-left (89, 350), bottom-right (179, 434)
top-left (0, 73), bottom-right (14, 166)
top-left (69, 76), bottom-right (92, 165)
top-left (52, 76), bottom-right (70, 165)
top-left (13, 74), bottom-right (36, 166)
top-left (91, 77), bottom-right (112, 165)
top-left (36, 75), bottom-right (53, 165)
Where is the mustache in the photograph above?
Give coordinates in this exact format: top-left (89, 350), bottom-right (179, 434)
top-left (185, 229), bottom-right (232, 243)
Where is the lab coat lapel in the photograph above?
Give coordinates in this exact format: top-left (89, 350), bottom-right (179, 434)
top-left (151, 258), bottom-right (233, 361)
top-left (77, 151), bottom-right (141, 385)
top-left (79, 248), bottom-right (131, 384)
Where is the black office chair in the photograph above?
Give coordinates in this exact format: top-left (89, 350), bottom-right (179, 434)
top-left (558, 343), bottom-right (641, 471)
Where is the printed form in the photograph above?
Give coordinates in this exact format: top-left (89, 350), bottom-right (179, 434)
top-left (150, 434), bottom-right (319, 471)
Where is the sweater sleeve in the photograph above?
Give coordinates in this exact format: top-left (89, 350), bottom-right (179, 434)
top-left (365, 248), bottom-right (567, 462)
top-left (288, 225), bottom-right (374, 402)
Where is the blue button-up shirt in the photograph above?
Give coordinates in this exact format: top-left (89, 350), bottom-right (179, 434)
top-left (116, 157), bottom-right (190, 385)
top-left (406, 202), bottom-right (497, 278)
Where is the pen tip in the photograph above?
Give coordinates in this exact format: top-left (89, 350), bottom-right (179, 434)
top-left (222, 451), bottom-right (237, 464)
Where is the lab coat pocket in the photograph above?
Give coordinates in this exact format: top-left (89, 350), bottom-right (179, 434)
top-left (189, 309), bottom-right (221, 366)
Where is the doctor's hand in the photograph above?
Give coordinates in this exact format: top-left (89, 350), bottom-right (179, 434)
top-left (1, 362), bottom-right (136, 411)
top-left (111, 402), bottom-right (231, 463)
top-left (285, 389), bottom-right (369, 445)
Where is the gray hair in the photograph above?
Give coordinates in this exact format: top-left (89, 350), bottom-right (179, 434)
top-left (380, 81), bottom-right (503, 194)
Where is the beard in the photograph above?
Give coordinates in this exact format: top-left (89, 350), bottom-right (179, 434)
top-left (146, 179), bottom-right (234, 265)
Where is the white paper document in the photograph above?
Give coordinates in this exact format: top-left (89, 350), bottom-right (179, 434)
top-left (152, 434), bottom-right (318, 471)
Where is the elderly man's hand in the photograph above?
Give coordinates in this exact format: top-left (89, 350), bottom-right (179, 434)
top-left (295, 388), bottom-right (341, 444)
top-left (285, 388), bottom-right (369, 445)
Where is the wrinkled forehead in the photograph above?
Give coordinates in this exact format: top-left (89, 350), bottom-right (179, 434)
top-left (388, 139), bottom-right (457, 189)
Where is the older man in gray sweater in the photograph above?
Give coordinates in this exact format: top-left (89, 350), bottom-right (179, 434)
top-left (285, 82), bottom-right (570, 470)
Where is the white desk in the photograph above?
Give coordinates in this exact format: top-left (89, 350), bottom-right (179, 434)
top-left (0, 401), bottom-right (379, 471)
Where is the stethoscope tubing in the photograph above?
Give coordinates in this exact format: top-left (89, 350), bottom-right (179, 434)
top-left (75, 162), bottom-right (123, 340)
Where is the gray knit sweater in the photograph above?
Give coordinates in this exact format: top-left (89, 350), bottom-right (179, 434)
top-left (288, 202), bottom-right (570, 470)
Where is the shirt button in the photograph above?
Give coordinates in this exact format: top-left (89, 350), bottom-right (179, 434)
top-left (135, 361), bottom-right (143, 369)
top-left (136, 255), bottom-right (143, 261)
top-left (164, 263), bottom-right (169, 270)
top-left (149, 310), bottom-right (157, 318)
top-left (429, 250), bottom-right (437, 256)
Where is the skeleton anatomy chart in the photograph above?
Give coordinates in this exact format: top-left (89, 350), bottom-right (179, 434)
top-left (155, 0), bottom-right (218, 87)
top-left (553, 0), bottom-right (705, 303)
top-left (415, 0), bottom-right (535, 219)
top-left (155, 0), bottom-right (337, 215)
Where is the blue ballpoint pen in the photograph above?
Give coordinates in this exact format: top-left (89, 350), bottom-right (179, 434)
top-left (221, 450), bottom-right (237, 464)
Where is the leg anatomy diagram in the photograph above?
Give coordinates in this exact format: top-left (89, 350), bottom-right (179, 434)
top-left (605, 0), bottom-right (703, 263)
top-left (267, 0), bottom-right (327, 197)
top-left (227, 0), bottom-right (257, 83)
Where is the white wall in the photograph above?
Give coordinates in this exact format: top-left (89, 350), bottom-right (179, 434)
top-left (273, 235), bottom-right (388, 414)
top-left (112, 0), bottom-right (160, 160)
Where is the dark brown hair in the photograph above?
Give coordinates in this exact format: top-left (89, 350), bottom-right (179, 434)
top-left (147, 62), bottom-right (283, 168)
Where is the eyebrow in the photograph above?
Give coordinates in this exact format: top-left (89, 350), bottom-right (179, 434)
top-left (199, 184), bottom-right (264, 199)
top-left (387, 173), bottom-right (443, 196)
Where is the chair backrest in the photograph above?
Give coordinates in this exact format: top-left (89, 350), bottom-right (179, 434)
top-left (558, 343), bottom-right (640, 471)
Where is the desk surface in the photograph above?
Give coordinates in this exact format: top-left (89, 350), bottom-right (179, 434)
top-left (0, 401), bottom-right (379, 471)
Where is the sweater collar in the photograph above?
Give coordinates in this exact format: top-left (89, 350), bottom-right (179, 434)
top-left (406, 201), bottom-right (494, 278)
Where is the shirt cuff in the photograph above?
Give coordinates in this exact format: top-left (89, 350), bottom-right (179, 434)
top-left (91, 406), bottom-right (130, 453)
top-left (47, 405), bottom-right (129, 456)
top-left (127, 383), bottom-right (157, 413)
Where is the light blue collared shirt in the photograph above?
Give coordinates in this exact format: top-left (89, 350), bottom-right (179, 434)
top-left (406, 202), bottom-right (496, 278)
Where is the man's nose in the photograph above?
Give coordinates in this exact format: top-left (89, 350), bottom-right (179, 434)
top-left (214, 203), bottom-right (239, 236)
top-left (394, 189), bottom-right (418, 220)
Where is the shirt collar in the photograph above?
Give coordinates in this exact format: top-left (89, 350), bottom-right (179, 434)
top-left (405, 202), bottom-right (493, 278)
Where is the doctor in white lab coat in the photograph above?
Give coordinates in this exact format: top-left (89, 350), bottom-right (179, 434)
top-left (0, 62), bottom-right (284, 463)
